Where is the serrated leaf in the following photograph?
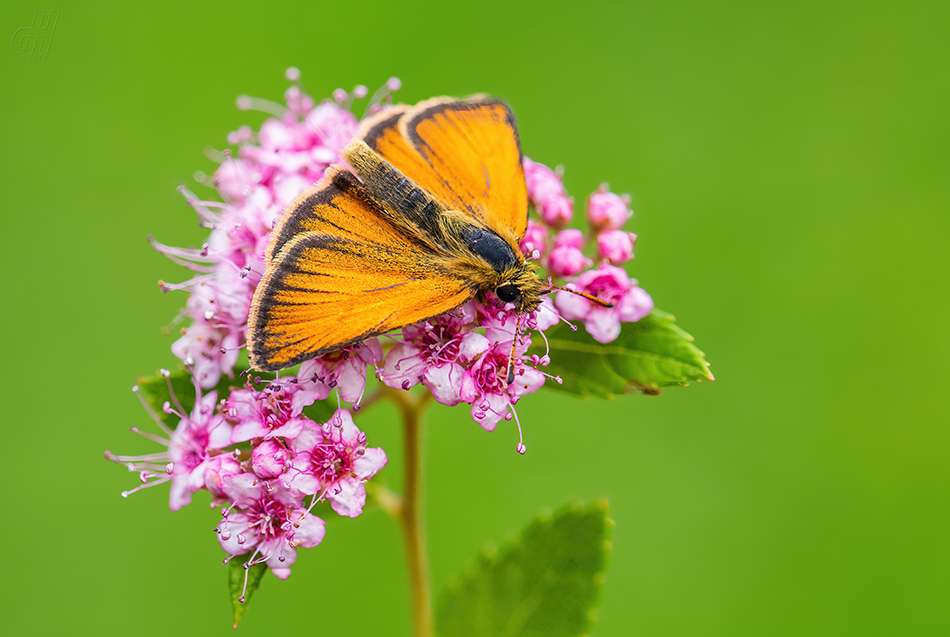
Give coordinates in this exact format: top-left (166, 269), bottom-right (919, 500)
top-left (437, 500), bottom-right (612, 637)
top-left (227, 556), bottom-right (267, 629)
top-left (531, 309), bottom-right (713, 398)
top-left (136, 368), bottom-right (247, 429)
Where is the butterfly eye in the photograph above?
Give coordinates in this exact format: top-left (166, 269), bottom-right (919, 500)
top-left (496, 284), bottom-right (521, 304)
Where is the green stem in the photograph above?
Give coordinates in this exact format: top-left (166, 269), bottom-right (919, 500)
top-left (387, 388), bottom-right (433, 637)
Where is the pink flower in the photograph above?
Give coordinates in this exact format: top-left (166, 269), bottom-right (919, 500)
top-left (524, 157), bottom-right (573, 227)
top-left (217, 474), bottom-right (325, 580)
top-left (519, 219), bottom-right (549, 258)
top-left (597, 230), bottom-right (636, 265)
top-left (283, 410), bottom-right (388, 518)
top-left (227, 381), bottom-right (308, 443)
top-left (251, 439), bottom-right (292, 480)
top-left (170, 321), bottom-right (239, 389)
top-left (214, 159), bottom-right (263, 202)
top-left (458, 336), bottom-right (546, 432)
top-left (105, 376), bottom-right (235, 511)
top-left (203, 454), bottom-right (242, 502)
top-left (296, 339), bottom-right (383, 406)
top-left (166, 389), bottom-right (233, 510)
top-left (587, 186), bottom-right (632, 230)
top-left (555, 264), bottom-right (654, 343)
top-left (548, 228), bottom-right (587, 277)
top-left (378, 306), bottom-right (475, 405)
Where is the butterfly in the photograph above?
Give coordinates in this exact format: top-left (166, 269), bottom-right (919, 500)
top-left (248, 95), bottom-right (608, 382)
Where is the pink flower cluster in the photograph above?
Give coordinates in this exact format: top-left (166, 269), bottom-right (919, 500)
top-left (106, 370), bottom-right (387, 585)
top-left (378, 301), bottom-right (550, 433)
top-left (109, 70), bottom-right (654, 582)
top-left (154, 71), bottom-right (369, 390)
top-left (521, 170), bottom-right (654, 343)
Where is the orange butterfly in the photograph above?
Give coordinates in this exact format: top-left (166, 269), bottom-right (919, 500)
top-left (248, 96), bottom-right (606, 381)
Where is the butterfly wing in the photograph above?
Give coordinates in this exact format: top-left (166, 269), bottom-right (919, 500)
top-left (359, 96), bottom-right (528, 241)
top-left (249, 167), bottom-right (473, 371)
top-left (266, 164), bottom-right (424, 262)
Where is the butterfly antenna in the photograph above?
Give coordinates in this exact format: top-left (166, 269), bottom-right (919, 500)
top-left (506, 311), bottom-right (525, 385)
top-left (546, 282), bottom-right (614, 308)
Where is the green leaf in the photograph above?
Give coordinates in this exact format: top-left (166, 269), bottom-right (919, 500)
top-left (437, 500), bottom-right (612, 637)
top-left (301, 396), bottom-right (337, 424)
top-left (531, 309), bottom-right (713, 398)
top-left (227, 556), bottom-right (267, 629)
top-left (135, 368), bottom-right (247, 429)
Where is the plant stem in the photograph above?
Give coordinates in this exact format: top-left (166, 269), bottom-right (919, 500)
top-left (388, 388), bottom-right (433, 637)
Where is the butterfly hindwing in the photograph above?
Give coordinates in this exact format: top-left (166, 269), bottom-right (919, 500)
top-left (359, 96), bottom-right (528, 243)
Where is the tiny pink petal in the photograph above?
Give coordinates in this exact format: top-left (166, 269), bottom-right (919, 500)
top-left (265, 416), bottom-right (306, 441)
top-left (555, 289), bottom-right (592, 320)
top-left (169, 476), bottom-right (192, 511)
top-left (511, 367), bottom-right (547, 396)
top-left (619, 286), bottom-right (653, 322)
top-left (263, 540), bottom-right (296, 579)
top-left (292, 512), bottom-right (326, 547)
top-left (333, 409), bottom-right (360, 445)
top-left (548, 245), bottom-right (586, 277)
top-left (597, 230), bottom-right (636, 264)
top-left (230, 418), bottom-right (268, 444)
top-left (379, 341), bottom-right (426, 389)
top-left (217, 512), bottom-right (251, 555)
top-left (222, 472), bottom-right (264, 502)
top-left (553, 228), bottom-right (583, 249)
top-left (585, 307), bottom-right (623, 343)
top-left (459, 332), bottom-right (490, 361)
top-left (458, 367), bottom-right (482, 403)
top-left (535, 297), bottom-right (560, 330)
top-left (472, 393), bottom-right (510, 432)
top-left (336, 360), bottom-right (368, 403)
top-left (423, 363), bottom-right (464, 406)
top-left (328, 477), bottom-right (366, 518)
top-left (354, 447), bottom-right (388, 480)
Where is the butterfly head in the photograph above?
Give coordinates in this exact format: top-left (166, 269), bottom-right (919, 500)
top-left (494, 261), bottom-right (546, 314)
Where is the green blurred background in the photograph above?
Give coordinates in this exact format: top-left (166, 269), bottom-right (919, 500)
top-left (2, 1), bottom-right (948, 634)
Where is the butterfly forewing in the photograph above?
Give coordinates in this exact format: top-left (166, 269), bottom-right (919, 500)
top-left (249, 170), bottom-right (473, 371)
